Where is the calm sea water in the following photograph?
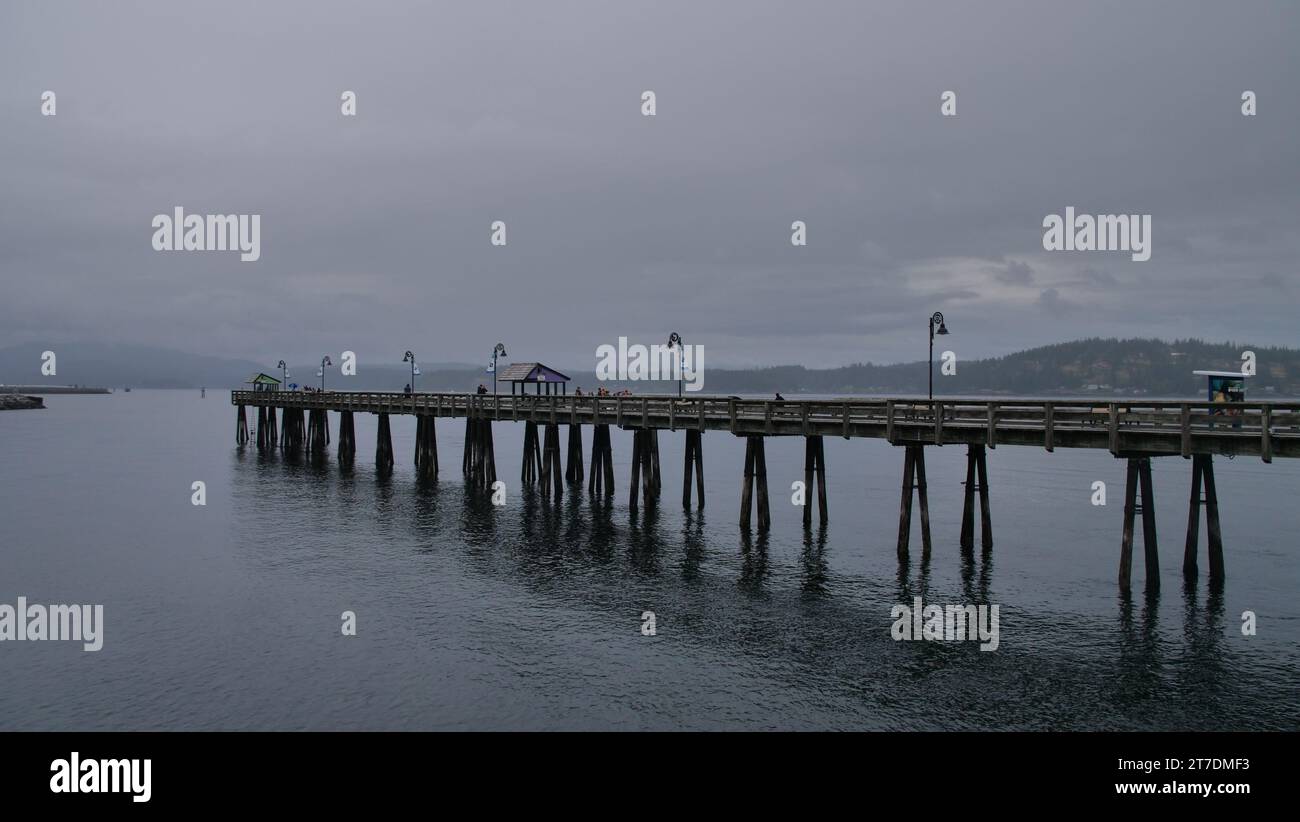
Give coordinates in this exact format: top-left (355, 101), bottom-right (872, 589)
top-left (1, 390), bottom-right (1297, 730)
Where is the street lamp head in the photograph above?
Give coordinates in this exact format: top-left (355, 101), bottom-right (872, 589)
top-left (930, 311), bottom-right (949, 335)
top-left (494, 342), bottom-right (507, 357)
top-left (322, 355), bottom-right (333, 367)
top-left (403, 351), bottom-right (414, 363)
top-left (668, 332), bottom-right (681, 349)
top-left (277, 359), bottom-right (286, 369)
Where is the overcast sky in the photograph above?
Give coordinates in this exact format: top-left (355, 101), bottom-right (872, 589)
top-left (1, 0), bottom-right (1297, 370)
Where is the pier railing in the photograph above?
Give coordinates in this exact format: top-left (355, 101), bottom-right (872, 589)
top-left (232, 390), bottom-right (1300, 460)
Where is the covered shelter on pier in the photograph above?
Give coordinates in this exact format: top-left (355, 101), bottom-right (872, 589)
top-left (497, 362), bottom-right (571, 395)
top-left (245, 373), bottom-right (282, 393)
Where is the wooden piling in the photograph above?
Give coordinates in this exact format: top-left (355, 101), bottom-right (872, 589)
top-left (1183, 453), bottom-right (1224, 582)
top-left (740, 435), bottom-right (770, 531)
top-left (802, 435), bottom-right (827, 526)
top-left (415, 416), bottom-right (438, 479)
top-left (376, 412), bottom-right (394, 473)
top-left (565, 424), bottom-right (584, 484)
top-left (1119, 455), bottom-right (1158, 591)
top-left (682, 429), bottom-right (705, 509)
top-left (256, 406), bottom-right (268, 450)
top-left (588, 424), bottom-right (614, 498)
top-left (236, 405), bottom-right (249, 446)
top-left (540, 422), bottom-right (562, 500)
top-left (960, 444), bottom-right (992, 551)
top-left (896, 444), bottom-right (932, 560)
top-left (629, 429), bottom-right (644, 510)
top-left (649, 430), bottom-right (661, 498)
top-left (338, 410), bottom-right (356, 465)
top-left (462, 414), bottom-right (474, 477)
top-left (521, 421), bottom-right (542, 486)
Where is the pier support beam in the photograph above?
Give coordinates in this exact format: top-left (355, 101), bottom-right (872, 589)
top-left (467, 417), bottom-right (497, 492)
top-left (1119, 456), bottom-right (1159, 591)
top-left (280, 407), bottom-right (299, 451)
top-left (338, 411), bottom-right (356, 466)
top-left (896, 444), bottom-right (932, 560)
top-left (565, 424), bottom-right (584, 485)
top-left (1183, 453), bottom-right (1224, 582)
top-left (375, 413), bottom-right (394, 473)
top-left (960, 444), bottom-right (992, 551)
top-left (682, 429), bottom-right (705, 509)
top-left (256, 406), bottom-right (269, 450)
top-left (802, 435), bottom-right (827, 526)
top-left (307, 409), bottom-right (330, 454)
top-left (415, 416), bottom-right (438, 479)
top-left (461, 400), bottom-right (496, 492)
top-left (740, 436), bottom-right (771, 531)
top-left (629, 429), bottom-right (659, 510)
top-left (540, 423), bottom-right (563, 500)
top-left (236, 405), bottom-right (249, 446)
top-left (462, 416), bottom-right (473, 476)
top-left (267, 406), bottom-right (278, 447)
top-left (588, 424), bottom-right (614, 498)
top-left (521, 421), bottom-right (543, 486)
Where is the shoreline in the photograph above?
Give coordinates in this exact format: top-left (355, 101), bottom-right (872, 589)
top-left (0, 395), bottom-right (44, 410)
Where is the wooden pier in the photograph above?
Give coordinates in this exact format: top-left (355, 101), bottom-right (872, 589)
top-left (232, 390), bottom-right (1300, 590)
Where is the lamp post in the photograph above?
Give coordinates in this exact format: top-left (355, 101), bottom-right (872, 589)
top-left (277, 360), bottom-right (288, 392)
top-left (403, 350), bottom-right (416, 393)
top-left (668, 332), bottom-right (683, 398)
top-left (928, 312), bottom-right (949, 401)
top-left (319, 355), bottom-right (332, 392)
top-left (491, 343), bottom-right (507, 396)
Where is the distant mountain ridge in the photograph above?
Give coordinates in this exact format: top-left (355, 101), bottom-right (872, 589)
top-left (683, 338), bottom-right (1299, 397)
top-left (0, 338), bottom-right (1294, 396)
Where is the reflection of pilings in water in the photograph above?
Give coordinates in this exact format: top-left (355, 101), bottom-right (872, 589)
top-left (738, 529), bottom-right (770, 593)
top-left (1117, 585), bottom-right (1163, 696)
top-left (800, 524), bottom-right (830, 597)
top-left (681, 509), bottom-right (706, 582)
top-left (959, 540), bottom-right (993, 606)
